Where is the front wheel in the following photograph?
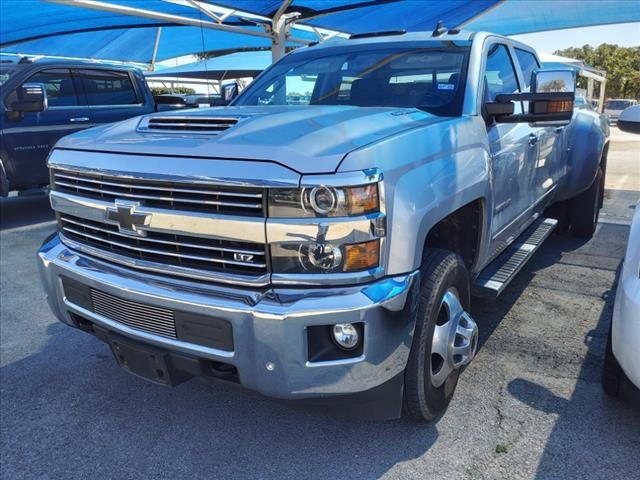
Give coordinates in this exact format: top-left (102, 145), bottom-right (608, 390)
top-left (403, 249), bottom-right (479, 422)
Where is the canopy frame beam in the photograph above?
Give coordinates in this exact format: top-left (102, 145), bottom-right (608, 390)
top-left (45, 0), bottom-right (313, 49)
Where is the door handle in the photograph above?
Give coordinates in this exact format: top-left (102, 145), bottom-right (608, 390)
top-left (554, 126), bottom-right (564, 134)
top-left (528, 134), bottom-right (538, 146)
top-left (69, 117), bottom-right (90, 123)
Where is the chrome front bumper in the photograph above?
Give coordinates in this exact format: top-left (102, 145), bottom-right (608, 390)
top-left (38, 234), bottom-right (418, 400)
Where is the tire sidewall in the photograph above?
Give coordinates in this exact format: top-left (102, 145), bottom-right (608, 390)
top-left (404, 250), bottom-right (471, 420)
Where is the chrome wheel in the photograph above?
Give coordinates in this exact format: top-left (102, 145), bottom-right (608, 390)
top-left (430, 288), bottom-right (479, 388)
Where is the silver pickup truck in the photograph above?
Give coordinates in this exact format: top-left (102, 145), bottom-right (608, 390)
top-left (37, 30), bottom-right (609, 421)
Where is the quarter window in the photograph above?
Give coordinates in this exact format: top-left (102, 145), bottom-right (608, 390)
top-left (514, 48), bottom-right (540, 90)
top-left (78, 69), bottom-right (139, 106)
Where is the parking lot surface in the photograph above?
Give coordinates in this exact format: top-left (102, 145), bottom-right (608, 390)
top-left (1, 129), bottom-right (639, 480)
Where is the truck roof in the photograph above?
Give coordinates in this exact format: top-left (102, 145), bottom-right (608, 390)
top-left (297, 29), bottom-right (537, 57)
top-left (0, 56), bottom-right (141, 72)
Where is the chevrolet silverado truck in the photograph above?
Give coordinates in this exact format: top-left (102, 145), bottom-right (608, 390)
top-left (1, 58), bottom-right (154, 196)
top-left (37, 30), bottom-right (609, 421)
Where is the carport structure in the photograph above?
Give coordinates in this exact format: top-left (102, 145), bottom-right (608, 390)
top-left (1, 0), bottom-right (639, 67)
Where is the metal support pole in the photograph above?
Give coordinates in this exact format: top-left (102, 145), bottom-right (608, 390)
top-left (149, 26), bottom-right (162, 71)
top-left (587, 77), bottom-right (594, 103)
top-left (271, 19), bottom-right (287, 63)
top-left (270, 0), bottom-right (293, 63)
top-left (598, 78), bottom-right (607, 113)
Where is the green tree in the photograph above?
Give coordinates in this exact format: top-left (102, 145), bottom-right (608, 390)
top-left (554, 44), bottom-right (640, 99)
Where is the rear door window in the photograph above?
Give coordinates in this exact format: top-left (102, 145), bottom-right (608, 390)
top-left (77, 69), bottom-right (140, 106)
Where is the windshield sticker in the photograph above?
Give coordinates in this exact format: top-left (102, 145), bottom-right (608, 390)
top-left (437, 83), bottom-right (455, 90)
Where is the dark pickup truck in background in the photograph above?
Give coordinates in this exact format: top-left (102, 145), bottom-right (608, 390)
top-left (0, 58), bottom-right (155, 196)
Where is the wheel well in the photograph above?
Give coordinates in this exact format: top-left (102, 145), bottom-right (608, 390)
top-left (424, 199), bottom-right (483, 270)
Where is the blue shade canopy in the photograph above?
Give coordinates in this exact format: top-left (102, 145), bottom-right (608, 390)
top-left (1, 1), bottom-right (639, 64)
top-left (146, 50), bottom-right (272, 79)
top-left (212, 0), bottom-right (501, 33)
top-left (465, 0), bottom-right (640, 35)
top-left (2, 26), bottom-right (279, 64)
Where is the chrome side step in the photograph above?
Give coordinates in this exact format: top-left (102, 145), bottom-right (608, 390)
top-left (474, 217), bottom-right (557, 298)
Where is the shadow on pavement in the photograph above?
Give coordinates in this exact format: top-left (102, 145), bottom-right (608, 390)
top-left (0, 320), bottom-right (439, 479)
top-left (0, 193), bottom-right (54, 230)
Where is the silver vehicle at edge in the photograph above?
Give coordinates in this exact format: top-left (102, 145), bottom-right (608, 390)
top-left (602, 109), bottom-right (640, 398)
top-left (37, 30), bottom-right (610, 421)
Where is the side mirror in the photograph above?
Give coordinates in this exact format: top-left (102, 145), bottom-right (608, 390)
top-left (221, 82), bottom-right (239, 105)
top-left (617, 105), bottom-right (640, 134)
top-left (11, 83), bottom-right (48, 113)
top-left (485, 68), bottom-right (576, 124)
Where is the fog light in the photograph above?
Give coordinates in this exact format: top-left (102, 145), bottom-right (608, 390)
top-left (332, 323), bottom-right (360, 350)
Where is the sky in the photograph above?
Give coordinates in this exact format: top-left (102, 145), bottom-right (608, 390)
top-left (511, 22), bottom-right (640, 53)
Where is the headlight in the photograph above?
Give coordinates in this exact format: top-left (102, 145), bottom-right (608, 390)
top-left (268, 169), bottom-right (384, 276)
top-left (268, 184), bottom-right (379, 218)
top-left (271, 239), bottom-right (380, 274)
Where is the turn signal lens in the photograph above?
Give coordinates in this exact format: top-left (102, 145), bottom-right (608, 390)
top-left (547, 100), bottom-right (573, 113)
top-left (343, 239), bottom-right (380, 272)
top-left (347, 184), bottom-right (379, 215)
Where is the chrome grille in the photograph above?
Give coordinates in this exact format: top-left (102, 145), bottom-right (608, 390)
top-left (90, 289), bottom-right (177, 339)
top-left (59, 214), bottom-right (267, 276)
top-left (52, 170), bottom-right (265, 217)
top-left (145, 116), bottom-right (239, 132)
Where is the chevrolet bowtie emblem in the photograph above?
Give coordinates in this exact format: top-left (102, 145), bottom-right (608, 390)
top-left (105, 200), bottom-right (150, 236)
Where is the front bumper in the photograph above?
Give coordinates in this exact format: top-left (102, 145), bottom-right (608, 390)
top-left (38, 234), bottom-right (418, 401)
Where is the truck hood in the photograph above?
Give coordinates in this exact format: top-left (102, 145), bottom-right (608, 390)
top-left (56, 105), bottom-right (449, 174)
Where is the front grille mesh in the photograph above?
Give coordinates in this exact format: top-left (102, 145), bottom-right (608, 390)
top-left (52, 169), bottom-right (265, 217)
top-left (60, 214), bottom-right (267, 276)
top-left (90, 289), bottom-right (177, 339)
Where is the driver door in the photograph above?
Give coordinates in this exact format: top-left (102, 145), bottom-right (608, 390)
top-left (484, 43), bottom-right (540, 254)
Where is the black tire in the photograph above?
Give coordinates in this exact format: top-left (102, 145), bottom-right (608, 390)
top-left (602, 322), bottom-right (626, 397)
top-left (570, 167), bottom-right (604, 238)
top-left (403, 248), bottom-right (472, 422)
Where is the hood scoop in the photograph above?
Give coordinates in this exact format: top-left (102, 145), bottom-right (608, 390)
top-left (139, 116), bottom-right (239, 134)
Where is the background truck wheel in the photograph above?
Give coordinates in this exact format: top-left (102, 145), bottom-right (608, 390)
top-left (602, 322), bottom-right (628, 397)
top-left (570, 167), bottom-right (604, 238)
top-left (403, 249), bottom-right (478, 422)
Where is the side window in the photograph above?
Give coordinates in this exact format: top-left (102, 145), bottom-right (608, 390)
top-left (484, 44), bottom-right (522, 114)
top-left (24, 68), bottom-right (78, 107)
top-left (484, 44), bottom-right (521, 101)
top-left (514, 48), bottom-right (540, 90)
top-left (78, 69), bottom-right (139, 106)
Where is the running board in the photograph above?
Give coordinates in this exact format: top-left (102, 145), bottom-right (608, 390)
top-left (474, 217), bottom-right (557, 298)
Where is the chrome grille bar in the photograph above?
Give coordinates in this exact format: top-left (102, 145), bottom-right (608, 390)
top-left (53, 173), bottom-right (263, 198)
top-left (59, 214), bottom-right (268, 276)
top-left (60, 216), bottom-right (263, 255)
top-left (52, 170), bottom-right (266, 217)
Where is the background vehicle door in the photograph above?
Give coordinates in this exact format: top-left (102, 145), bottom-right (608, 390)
top-left (74, 68), bottom-right (146, 127)
top-left (2, 68), bottom-right (88, 190)
top-left (513, 47), bottom-right (566, 204)
top-left (484, 43), bottom-right (539, 252)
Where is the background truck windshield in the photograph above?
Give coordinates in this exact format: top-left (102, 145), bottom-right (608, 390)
top-left (236, 45), bottom-right (470, 116)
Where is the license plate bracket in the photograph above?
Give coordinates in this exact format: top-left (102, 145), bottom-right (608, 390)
top-left (107, 334), bottom-right (189, 386)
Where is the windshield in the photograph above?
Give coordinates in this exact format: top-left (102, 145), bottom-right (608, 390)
top-left (606, 100), bottom-right (635, 110)
top-left (235, 44), bottom-right (470, 116)
top-left (0, 66), bottom-right (17, 87)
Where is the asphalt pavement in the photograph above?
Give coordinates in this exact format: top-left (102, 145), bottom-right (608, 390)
top-left (1, 129), bottom-right (639, 480)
